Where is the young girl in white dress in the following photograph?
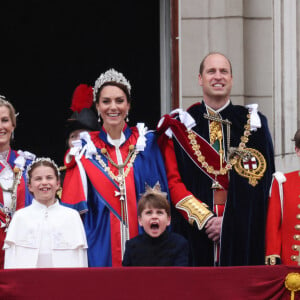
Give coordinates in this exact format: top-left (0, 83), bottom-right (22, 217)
top-left (3, 157), bottom-right (88, 268)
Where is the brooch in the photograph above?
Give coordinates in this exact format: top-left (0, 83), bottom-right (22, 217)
top-left (233, 147), bottom-right (266, 186)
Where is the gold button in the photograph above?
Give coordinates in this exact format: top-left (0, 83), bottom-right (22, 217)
top-left (294, 235), bottom-right (300, 240)
top-left (293, 245), bottom-right (300, 251)
top-left (291, 255), bottom-right (297, 261)
top-left (270, 257), bottom-right (276, 265)
top-left (295, 225), bottom-right (300, 230)
top-left (297, 215), bottom-right (300, 220)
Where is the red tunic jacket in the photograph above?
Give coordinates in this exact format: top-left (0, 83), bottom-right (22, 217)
top-left (265, 171), bottom-right (300, 265)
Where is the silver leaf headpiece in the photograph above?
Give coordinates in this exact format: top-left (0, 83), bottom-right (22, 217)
top-left (26, 157), bottom-right (60, 182)
top-left (0, 95), bottom-right (10, 106)
top-left (93, 68), bottom-right (131, 102)
top-left (143, 181), bottom-right (168, 198)
top-left (0, 95), bottom-right (19, 118)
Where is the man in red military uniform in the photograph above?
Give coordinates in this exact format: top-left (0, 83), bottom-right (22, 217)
top-left (265, 129), bottom-right (300, 265)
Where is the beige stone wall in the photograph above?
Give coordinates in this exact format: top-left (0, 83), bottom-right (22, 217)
top-left (180, 0), bottom-right (244, 109)
top-left (179, 0), bottom-right (300, 172)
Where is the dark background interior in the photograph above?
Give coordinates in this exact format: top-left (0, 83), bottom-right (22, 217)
top-left (0, 1), bottom-right (160, 165)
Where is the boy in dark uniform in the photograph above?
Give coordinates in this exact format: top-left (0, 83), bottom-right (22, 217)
top-left (122, 185), bottom-right (189, 266)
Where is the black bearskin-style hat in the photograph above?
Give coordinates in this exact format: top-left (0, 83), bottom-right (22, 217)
top-left (65, 84), bottom-right (99, 138)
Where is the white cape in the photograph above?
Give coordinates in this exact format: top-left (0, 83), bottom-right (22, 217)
top-left (4, 199), bottom-right (88, 268)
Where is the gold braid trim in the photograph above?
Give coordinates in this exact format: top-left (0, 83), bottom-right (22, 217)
top-left (265, 254), bottom-right (281, 265)
top-left (176, 195), bottom-right (214, 230)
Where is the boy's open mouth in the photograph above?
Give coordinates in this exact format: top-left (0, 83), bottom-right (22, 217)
top-left (150, 222), bottom-right (159, 229)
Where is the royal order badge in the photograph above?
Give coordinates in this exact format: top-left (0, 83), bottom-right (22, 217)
top-left (233, 148), bottom-right (266, 186)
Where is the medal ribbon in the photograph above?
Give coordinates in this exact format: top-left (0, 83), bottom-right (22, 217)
top-left (158, 114), bottom-right (229, 189)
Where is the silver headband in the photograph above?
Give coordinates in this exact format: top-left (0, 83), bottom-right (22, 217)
top-left (26, 157), bottom-right (60, 181)
top-left (0, 95), bottom-right (19, 118)
top-left (0, 95), bottom-right (10, 106)
top-left (93, 68), bottom-right (131, 102)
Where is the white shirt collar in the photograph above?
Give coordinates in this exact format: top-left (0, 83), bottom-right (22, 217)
top-left (205, 99), bottom-right (230, 113)
top-left (107, 132), bottom-right (126, 148)
top-left (32, 198), bottom-right (59, 210)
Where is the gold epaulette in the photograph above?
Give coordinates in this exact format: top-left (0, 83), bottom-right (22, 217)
top-left (176, 195), bottom-right (214, 230)
top-left (265, 254), bottom-right (281, 265)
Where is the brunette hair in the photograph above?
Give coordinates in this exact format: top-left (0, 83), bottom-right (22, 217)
top-left (137, 189), bottom-right (170, 217)
top-left (292, 129), bottom-right (300, 149)
top-left (95, 82), bottom-right (132, 104)
top-left (27, 159), bottom-right (60, 184)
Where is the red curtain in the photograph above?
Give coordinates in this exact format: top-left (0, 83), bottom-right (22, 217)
top-left (0, 265), bottom-right (299, 299)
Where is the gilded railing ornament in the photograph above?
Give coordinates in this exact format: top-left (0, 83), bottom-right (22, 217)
top-left (285, 273), bottom-right (300, 300)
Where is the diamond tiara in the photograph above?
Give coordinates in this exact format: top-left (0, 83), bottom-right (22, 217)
top-left (0, 95), bottom-right (19, 117)
top-left (26, 157), bottom-right (60, 181)
top-left (0, 95), bottom-right (10, 105)
top-left (93, 68), bottom-right (131, 102)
